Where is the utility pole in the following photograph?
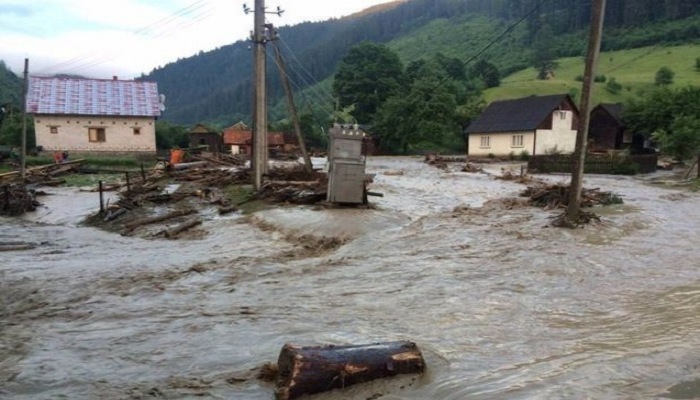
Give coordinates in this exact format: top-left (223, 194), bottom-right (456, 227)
top-left (252, 0), bottom-right (268, 190)
top-left (245, 1), bottom-right (283, 189)
top-left (21, 58), bottom-right (28, 181)
top-left (271, 35), bottom-right (313, 173)
top-left (564, 0), bottom-right (606, 226)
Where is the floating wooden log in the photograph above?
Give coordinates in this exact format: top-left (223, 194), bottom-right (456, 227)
top-left (218, 204), bottom-right (239, 215)
top-left (163, 217), bottom-right (201, 238)
top-left (122, 208), bottom-right (196, 234)
top-left (103, 207), bottom-right (127, 222)
top-left (0, 243), bottom-right (36, 252)
top-left (275, 341), bottom-right (425, 400)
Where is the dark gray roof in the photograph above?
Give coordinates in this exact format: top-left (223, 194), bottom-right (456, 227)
top-left (465, 94), bottom-right (576, 134)
top-left (596, 103), bottom-right (624, 125)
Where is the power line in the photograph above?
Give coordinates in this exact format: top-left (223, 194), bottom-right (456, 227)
top-left (34, 0), bottom-right (215, 75)
top-left (277, 36), bottom-right (335, 103)
top-left (426, 0), bottom-right (551, 94)
top-left (266, 46), bottom-right (335, 117)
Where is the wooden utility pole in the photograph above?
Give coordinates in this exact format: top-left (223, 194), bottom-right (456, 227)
top-left (565, 0), bottom-right (606, 225)
top-left (271, 37), bottom-right (313, 173)
top-left (20, 58), bottom-right (29, 181)
top-left (252, 0), bottom-right (268, 190)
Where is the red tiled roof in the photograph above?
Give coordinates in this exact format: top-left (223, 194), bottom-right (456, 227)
top-left (26, 76), bottom-right (161, 117)
top-left (223, 130), bottom-right (252, 145)
top-left (222, 130), bottom-right (287, 146)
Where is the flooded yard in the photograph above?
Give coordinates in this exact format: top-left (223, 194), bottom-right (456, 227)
top-left (2, 156), bottom-right (700, 399)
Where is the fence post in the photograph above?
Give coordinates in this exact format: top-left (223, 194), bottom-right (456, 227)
top-left (140, 163), bottom-right (146, 180)
top-left (99, 180), bottom-right (104, 213)
top-left (125, 172), bottom-right (131, 194)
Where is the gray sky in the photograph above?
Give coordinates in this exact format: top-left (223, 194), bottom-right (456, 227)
top-left (0, 0), bottom-right (396, 79)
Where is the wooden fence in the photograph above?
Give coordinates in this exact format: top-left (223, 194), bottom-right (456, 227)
top-left (527, 153), bottom-right (658, 175)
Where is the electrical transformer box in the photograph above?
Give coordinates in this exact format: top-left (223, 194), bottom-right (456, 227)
top-left (326, 124), bottom-right (367, 204)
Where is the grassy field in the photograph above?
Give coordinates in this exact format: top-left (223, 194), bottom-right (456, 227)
top-left (485, 43), bottom-right (700, 104)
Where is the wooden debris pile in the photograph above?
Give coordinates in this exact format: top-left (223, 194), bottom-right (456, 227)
top-left (424, 154), bottom-right (467, 171)
top-left (0, 159), bottom-right (86, 186)
top-left (253, 165), bottom-right (326, 205)
top-left (496, 168), bottom-right (538, 184)
top-left (191, 151), bottom-right (246, 167)
top-left (0, 184), bottom-right (41, 216)
top-left (521, 183), bottom-right (623, 209)
top-left (461, 163), bottom-right (484, 173)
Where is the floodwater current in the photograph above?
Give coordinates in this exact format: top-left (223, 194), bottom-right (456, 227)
top-left (2, 156), bottom-right (700, 399)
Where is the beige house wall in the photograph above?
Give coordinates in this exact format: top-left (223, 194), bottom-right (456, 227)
top-left (468, 131), bottom-right (535, 157)
top-left (34, 114), bottom-right (156, 153)
top-left (534, 110), bottom-right (577, 155)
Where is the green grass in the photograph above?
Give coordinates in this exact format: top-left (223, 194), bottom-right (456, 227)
top-left (62, 174), bottom-right (124, 188)
top-left (485, 43), bottom-right (700, 104)
top-left (223, 184), bottom-right (269, 214)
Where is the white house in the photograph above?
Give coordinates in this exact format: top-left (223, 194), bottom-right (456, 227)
top-left (465, 94), bottom-right (579, 157)
top-left (26, 76), bottom-right (163, 155)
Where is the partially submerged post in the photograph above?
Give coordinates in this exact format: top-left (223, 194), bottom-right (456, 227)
top-left (98, 180), bottom-right (104, 213)
top-left (326, 123), bottom-right (368, 204)
top-left (275, 341), bottom-right (425, 400)
top-left (564, 0), bottom-right (607, 225)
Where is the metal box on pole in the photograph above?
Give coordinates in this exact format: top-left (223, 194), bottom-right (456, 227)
top-left (326, 123), bottom-right (367, 204)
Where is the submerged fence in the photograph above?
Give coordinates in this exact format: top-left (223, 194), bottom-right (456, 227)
top-left (528, 153), bottom-right (658, 175)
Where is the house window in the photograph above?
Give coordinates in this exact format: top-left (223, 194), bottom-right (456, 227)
top-left (623, 130), bottom-right (632, 143)
top-left (89, 127), bottom-right (106, 142)
top-left (511, 134), bottom-right (524, 148)
top-left (133, 127), bottom-right (141, 135)
top-left (480, 136), bottom-right (491, 148)
top-left (50, 126), bottom-right (59, 134)
top-left (559, 111), bottom-right (567, 120)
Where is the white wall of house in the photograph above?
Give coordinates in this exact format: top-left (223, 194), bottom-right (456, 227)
top-left (534, 110), bottom-right (577, 155)
top-left (468, 131), bottom-right (535, 157)
top-left (34, 114), bottom-right (156, 153)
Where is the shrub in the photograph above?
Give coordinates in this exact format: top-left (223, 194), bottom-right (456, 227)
top-left (655, 66), bottom-right (675, 86)
top-left (605, 77), bottom-right (623, 94)
top-left (696, 57), bottom-right (700, 71)
top-left (574, 75), bottom-right (584, 82)
top-left (519, 150), bottom-right (530, 161)
top-left (594, 75), bottom-right (607, 83)
top-left (487, 153), bottom-right (495, 159)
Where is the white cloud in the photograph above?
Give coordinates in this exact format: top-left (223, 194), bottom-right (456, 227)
top-left (0, 0), bottom-right (398, 78)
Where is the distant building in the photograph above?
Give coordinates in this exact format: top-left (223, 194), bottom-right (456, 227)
top-left (464, 94), bottom-right (579, 157)
top-left (588, 103), bottom-right (628, 152)
top-left (26, 76), bottom-right (162, 155)
top-left (189, 124), bottom-right (222, 152)
top-left (222, 121), bottom-right (297, 155)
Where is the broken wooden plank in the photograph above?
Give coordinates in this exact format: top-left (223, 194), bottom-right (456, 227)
top-left (163, 217), bottom-right (201, 238)
top-left (275, 341), bottom-right (425, 400)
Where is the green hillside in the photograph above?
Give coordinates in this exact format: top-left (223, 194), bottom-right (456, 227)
top-left (484, 43), bottom-right (700, 104)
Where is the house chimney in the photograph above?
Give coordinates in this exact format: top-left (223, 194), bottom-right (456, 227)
top-left (113, 76), bottom-right (118, 80)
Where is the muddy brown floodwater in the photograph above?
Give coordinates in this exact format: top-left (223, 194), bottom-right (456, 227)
top-left (2, 156), bottom-right (700, 399)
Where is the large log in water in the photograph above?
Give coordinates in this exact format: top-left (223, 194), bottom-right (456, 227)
top-left (122, 208), bottom-right (196, 234)
top-left (275, 341), bottom-right (425, 400)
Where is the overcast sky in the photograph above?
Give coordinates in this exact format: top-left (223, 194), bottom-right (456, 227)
top-left (0, 0), bottom-right (396, 79)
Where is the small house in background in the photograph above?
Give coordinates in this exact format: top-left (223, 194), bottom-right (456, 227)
top-left (189, 124), bottom-right (222, 152)
top-left (222, 121), bottom-right (296, 155)
top-left (588, 103), bottom-right (632, 152)
top-left (464, 94), bottom-right (579, 157)
top-left (26, 76), bottom-right (162, 155)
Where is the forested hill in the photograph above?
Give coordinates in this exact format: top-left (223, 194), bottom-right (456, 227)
top-left (0, 61), bottom-right (22, 110)
top-left (143, 0), bottom-right (700, 126)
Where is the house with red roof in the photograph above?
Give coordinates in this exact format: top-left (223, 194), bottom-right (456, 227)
top-left (26, 76), bottom-right (162, 155)
top-left (222, 121), bottom-right (296, 155)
